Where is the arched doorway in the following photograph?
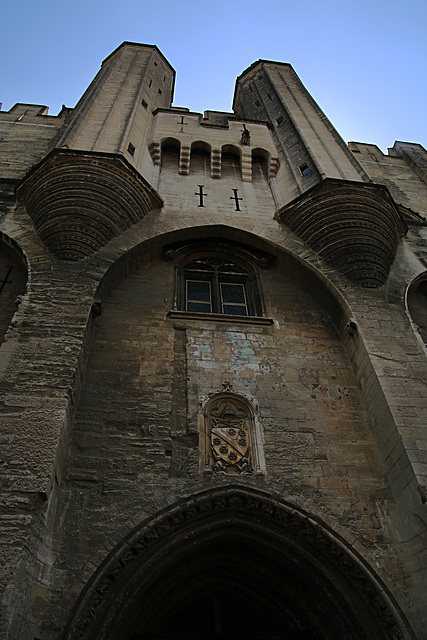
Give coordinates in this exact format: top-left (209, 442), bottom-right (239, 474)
top-left (0, 234), bottom-right (27, 345)
top-left (407, 273), bottom-right (427, 345)
top-left (62, 487), bottom-right (410, 640)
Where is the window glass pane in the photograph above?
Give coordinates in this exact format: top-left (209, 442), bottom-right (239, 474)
top-left (223, 304), bottom-right (248, 316)
top-left (187, 280), bottom-right (211, 301)
top-left (221, 283), bottom-right (246, 304)
top-left (187, 301), bottom-right (212, 313)
top-left (221, 283), bottom-right (248, 316)
top-left (186, 280), bottom-right (212, 313)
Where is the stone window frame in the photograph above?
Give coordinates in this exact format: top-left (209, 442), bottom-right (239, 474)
top-left (165, 240), bottom-right (272, 324)
top-left (184, 258), bottom-right (250, 316)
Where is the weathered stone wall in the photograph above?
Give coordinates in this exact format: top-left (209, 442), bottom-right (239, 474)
top-left (233, 61), bottom-right (369, 206)
top-left (1, 42), bottom-right (427, 640)
top-left (0, 201), bottom-right (100, 638)
top-left (34, 246), bottom-right (397, 638)
top-left (1, 206), bottom-right (427, 639)
top-left (350, 142), bottom-right (427, 218)
top-left (0, 104), bottom-right (70, 184)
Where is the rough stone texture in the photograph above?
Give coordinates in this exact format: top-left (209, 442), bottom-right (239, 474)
top-left (0, 42), bottom-right (427, 640)
top-left (349, 141), bottom-right (427, 220)
top-left (277, 179), bottom-right (405, 287)
top-left (17, 150), bottom-right (163, 260)
top-left (233, 61), bottom-right (370, 203)
top-left (0, 105), bottom-right (71, 184)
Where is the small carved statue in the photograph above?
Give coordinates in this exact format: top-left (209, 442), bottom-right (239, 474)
top-left (241, 124), bottom-right (251, 146)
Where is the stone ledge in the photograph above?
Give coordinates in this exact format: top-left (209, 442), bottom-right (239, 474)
top-left (167, 310), bottom-right (274, 325)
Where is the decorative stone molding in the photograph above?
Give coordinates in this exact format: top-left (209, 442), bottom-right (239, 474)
top-left (200, 393), bottom-right (264, 476)
top-left (179, 144), bottom-right (190, 175)
top-left (269, 155), bottom-right (280, 179)
top-left (148, 141), bottom-right (161, 166)
top-left (276, 179), bottom-right (406, 287)
top-left (241, 150), bottom-right (252, 182)
top-left (210, 148), bottom-right (221, 179)
top-left (17, 149), bottom-right (163, 261)
top-left (62, 486), bottom-right (410, 640)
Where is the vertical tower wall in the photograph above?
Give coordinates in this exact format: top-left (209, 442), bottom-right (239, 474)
top-left (57, 43), bottom-right (175, 171)
top-left (233, 61), bottom-right (370, 204)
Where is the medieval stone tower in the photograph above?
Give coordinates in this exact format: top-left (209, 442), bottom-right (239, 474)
top-left (1, 42), bottom-right (427, 640)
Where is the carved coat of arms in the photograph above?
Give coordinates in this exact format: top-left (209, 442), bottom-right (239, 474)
top-left (209, 400), bottom-right (252, 475)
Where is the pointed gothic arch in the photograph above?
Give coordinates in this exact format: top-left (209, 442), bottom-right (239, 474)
top-left (0, 233), bottom-right (28, 346)
top-left (61, 487), bottom-right (411, 640)
top-left (406, 272), bottom-right (427, 346)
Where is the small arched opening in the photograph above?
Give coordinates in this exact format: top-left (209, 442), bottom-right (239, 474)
top-left (191, 141), bottom-right (211, 175)
top-left (252, 147), bottom-right (269, 182)
top-left (407, 273), bottom-right (427, 345)
top-left (221, 144), bottom-right (241, 179)
top-left (0, 235), bottom-right (27, 346)
top-left (161, 137), bottom-right (180, 170)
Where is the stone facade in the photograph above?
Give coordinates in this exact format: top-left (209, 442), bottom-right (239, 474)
top-left (1, 42), bottom-right (427, 640)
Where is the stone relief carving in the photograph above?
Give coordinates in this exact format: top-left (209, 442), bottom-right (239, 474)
top-left (65, 487), bottom-right (407, 640)
top-left (201, 391), bottom-right (263, 476)
top-left (209, 398), bottom-right (252, 475)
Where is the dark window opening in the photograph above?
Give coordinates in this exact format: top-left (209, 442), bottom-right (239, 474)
top-left (0, 265), bottom-right (12, 296)
top-left (0, 245), bottom-right (27, 346)
top-left (127, 143), bottom-right (135, 157)
top-left (158, 89), bottom-right (162, 95)
top-left (299, 163), bottom-right (310, 176)
top-left (183, 258), bottom-right (249, 316)
top-left (168, 243), bottom-right (270, 319)
top-left (186, 280), bottom-right (212, 313)
top-left (255, 100), bottom-right (260, 107)
top-left (408, 277), bottom-right (427, 345)
top-left (141, 99), bottom-right (148, 109)
top-left (149, 79), bottom-right (152, 88)
top-left (221, 282), bottom-right (248, 315)
top-left (276, 116), bottom-right (283, 125)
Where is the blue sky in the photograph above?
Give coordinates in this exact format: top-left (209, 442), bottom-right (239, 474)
top-left (1, 0), bottom-right (426, 153)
